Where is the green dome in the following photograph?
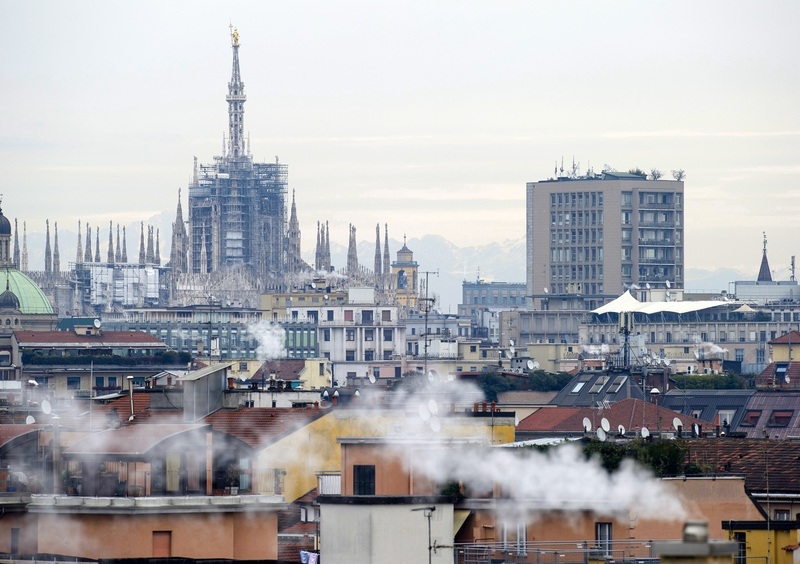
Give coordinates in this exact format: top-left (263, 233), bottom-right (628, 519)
top-left (1, 269), bottom-right (53, 314)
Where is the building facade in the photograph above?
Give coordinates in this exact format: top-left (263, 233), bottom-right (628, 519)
top-left (526, 169), bottom-right (685, 312)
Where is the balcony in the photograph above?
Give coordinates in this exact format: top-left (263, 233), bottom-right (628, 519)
top-left (638, 238), bottom-right (673, 246)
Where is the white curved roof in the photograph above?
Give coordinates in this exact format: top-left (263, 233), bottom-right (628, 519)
top-left (591, 290), bottom-right (727, 316)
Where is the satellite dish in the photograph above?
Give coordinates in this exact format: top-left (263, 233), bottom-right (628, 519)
top-left (427, 370), bottom-right (439, 383)
top-left (694, 350), bottom-right (701, 359)
top-left (509, 339), bottom-right (515, 347)
top-left (582, 417), bottom-right (592, 432)
top-left (526, 359), bottom-right (535, 370)
top-left (665, 279), bottom-right (671, 289)
top-left (428, 399), bottom-right (439, 415)
top-left (645, 282), bottom-right (651, 289)
top-left (786, 374), bottom-right (791, 384)
top-left (692, 423), bottom-right (700, 436)
top-left (601, 418), bottom-right (610, 432)
top-left (673, 417), bottom-right (683, 431)
top-left (543, 287), bottom-right (549, 294)
top-left (596, 428), bottom-right (607, 442)
top-left (418, 403), bottom-right (431, 422)
top-left (430, 416), bottom-right (442, 433)
top-left (618, 424), bottom-right (626, 436)
top-left (93, 318), bottom-right (101, 329)
top-left (41, 399), bottom-right (52, 415)
top-left (509, 345), bottom-right (516, 357)
top-left (664, 357), bottom-right (671, 366)
top-left (641, 427), bottom-right (650, 439)
top-left (25, 415), bottom-right (35, 425)
top-left (532, 361), bottom-right (540, 369)
top-left (368, 373), bottom-right (376, 384)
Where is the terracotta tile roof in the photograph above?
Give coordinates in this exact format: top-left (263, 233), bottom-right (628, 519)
top-left (63, 423), bottom-right (210, 456)
top-left (252, 359), bottom-right (307, 382)
top-left (517, 398), bottom-right (706, 435)
top-left (203, 407), bottom-right (325, 449)
top-left (13, 330), bottom-right (167, 347)
top-left (769, 330), bottom-right (800, 345)
top-left (684, 438), bottom-right (800, 494)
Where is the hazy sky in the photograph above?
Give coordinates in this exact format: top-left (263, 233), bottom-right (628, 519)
top-left (2, 1), bottom-right (799, 279)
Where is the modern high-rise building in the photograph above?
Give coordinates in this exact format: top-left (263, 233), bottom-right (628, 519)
top-left (526, 169), bottom-right (685, 312)
top-left (187, 27), bottom-right (290, 279)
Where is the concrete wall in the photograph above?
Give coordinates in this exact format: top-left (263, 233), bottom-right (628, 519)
top-left (321, 502), bottom-right (453, 564)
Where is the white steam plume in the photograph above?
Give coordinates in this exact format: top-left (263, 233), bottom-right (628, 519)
top-left (248, 321), bottom-right (287, 361)
top-left (410, 441), bottom-right (686, 524)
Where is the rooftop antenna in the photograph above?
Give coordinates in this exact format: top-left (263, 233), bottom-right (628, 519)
top-left (791, 256), bottom-right (796, 282)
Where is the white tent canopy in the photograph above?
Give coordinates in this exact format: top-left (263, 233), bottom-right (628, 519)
top-left (591, 290), bottom-right (729, 316)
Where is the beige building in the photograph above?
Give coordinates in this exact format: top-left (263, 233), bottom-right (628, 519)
top-left (526, 170), bottom-right (685, 312)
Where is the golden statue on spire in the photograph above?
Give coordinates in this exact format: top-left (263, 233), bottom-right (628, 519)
top-left (230, 24), bottom-right (240, 47)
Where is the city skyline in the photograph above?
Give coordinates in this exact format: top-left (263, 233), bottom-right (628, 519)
top-left (2, 1), bottom-right (799, 281)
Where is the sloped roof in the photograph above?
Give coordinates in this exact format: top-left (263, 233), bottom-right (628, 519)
top-left (549, 370), bottom-right (645, 407)
top-left (517, 398), bottom-right (706, 436)
top-left (63, 423), bottom-right (210, 456)
top-left (0, 425), bottom-right (40, 449)
top-left (661, 389), bottom-right (755, 425)
top-left (203, 407), bottom-right (325, 449)
top-left (685, 439), bottom-right (800, 494)
top-left (736, 391), bottom-right (800, 440)
top-left (181, 362), bottom-right (234, 381)
top-left (769, 331), bottom-right (800, 345)
top-left (252, 359), bottom-right (307, 382)
top-left (755, 362), bottom-right (800, 390)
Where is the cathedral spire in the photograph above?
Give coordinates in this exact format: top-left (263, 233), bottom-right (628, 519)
top-left (226, 25), bottom-right (247, 159)
top-left (200, 227), bottom-right (208, 273)
top-left (107, 220), bottom-right (115, 264)
top-left (146, 225), bottom-right (155, 263)
top-left (347, 223), bottom-right (358, 275)
top-left (76, 220), bottom-right (83, 265)
top-left (374, 223), bottom-right (382, 279)
top-left (84, 224), bottom-right (93, 263)
top-left (94, 226), bottom-right (101, 263)
top-left (170, 189), bottom-right (188, 273)
top-left (13, 219), bottom-right (20, 269)
top-left (138, 223), bottom-right (146, 265)
top-left (21, 221), bottom-right (28, 271)
top-left (44, 220), bottom-right (52, 273)
top-left (757, 231), bottom-right (772, 282)
top-left (287, 189), bottom-right (301, 273)
top-left (155, 228), bottom-right (161, 265)
top-left (115, 224), bottom-right (122, 263)
top-left (315, 221), bottom-right (322, 271)
top-left (122, 226), bottom-right (128, 263)
top-left (53, 222), bottom-right (60, 273)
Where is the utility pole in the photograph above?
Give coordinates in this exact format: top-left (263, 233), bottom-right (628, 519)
top-left (412, 506), bottom-right (436, 564)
